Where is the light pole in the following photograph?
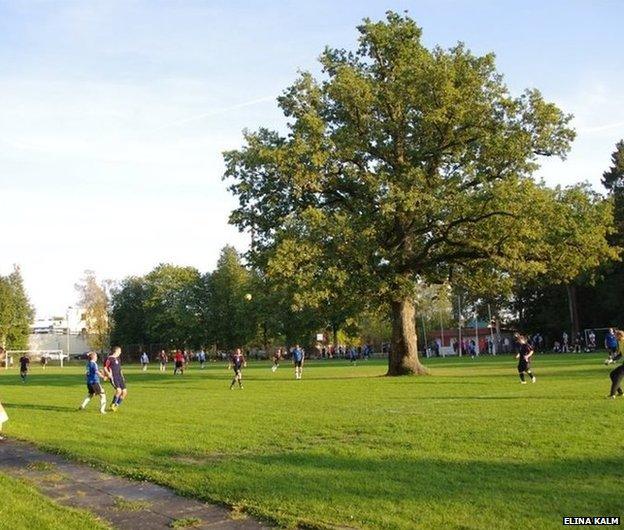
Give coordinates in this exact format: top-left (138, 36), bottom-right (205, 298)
top-left (488, 304), bottom-right (496, 355)
top-left (457, 294), bottom-right (463, 357)
top-left (474, 309), bottom-right (479, 356)
top-left (65, 306), bottom-right (73, 368)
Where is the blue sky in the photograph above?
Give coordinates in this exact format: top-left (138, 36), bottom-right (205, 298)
top-left (0, 0), bottom-right (622, 316)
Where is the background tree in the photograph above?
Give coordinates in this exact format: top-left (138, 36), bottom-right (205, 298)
top-left (224, 12), bottom-right (575, 375)
top-left (110, 276), bottom-right (148, 347)
top-left (602, 140), bottom-right (624, 243)
top-left (143, 264), bottom-right (203, 349)
top-left (75, 270), bottom-right (110, 352)
top-left (208, 246), bottom-right (257, 350)
top-left (0, 266), bottom-right (34, 351)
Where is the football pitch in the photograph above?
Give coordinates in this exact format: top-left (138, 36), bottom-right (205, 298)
top-left (0, 353), bottom-right (621, 529)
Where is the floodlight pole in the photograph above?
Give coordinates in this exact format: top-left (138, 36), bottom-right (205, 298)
top-left (474, 310), bottom-right (479, 356)
top-left (439, 311), bottom-right (445, 347)
top-left (64, 306), bottom-right (72, 368)
top-left (457, 295), bottom-right (462, 357)
top-left (488, 304), bottom-right (496, 355)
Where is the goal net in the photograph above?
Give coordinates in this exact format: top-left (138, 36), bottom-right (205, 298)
top-left (3, 350), bottom-right (67, 369)
top-left (582, 328), bottom-right (614, 351)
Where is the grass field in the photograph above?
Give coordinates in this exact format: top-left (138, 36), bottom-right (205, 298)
top-left (0, 353), bottom-right (621, 529)
top-left (0, 472), bottom-right (110, 530)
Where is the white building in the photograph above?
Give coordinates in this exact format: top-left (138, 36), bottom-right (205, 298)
top-left (29, 308), bottom-right (89, 355)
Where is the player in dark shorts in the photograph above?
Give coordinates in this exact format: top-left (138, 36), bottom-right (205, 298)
top-left (40, 355), bottom-right (48, 370)
top-left (292, 344), bottom-right (305, 380)
top-left (271, 348), bottom-right (282, 373)
top-left (607, 330), bottom-right (624, 399)
top-left (515, 334), bottom-right (536, 384)
top-left (173, 350), bottom-right (185, 375)
top-left (79, 351), bottom-right (107, 414)
top-left (229, 348), bottom-right (246, 389)
top-left (604, 329), bottom-right (620, 365)
top-left (19, 355), bottom-right (30, 383)
top-left (104, 346), bottom-right (127, 412)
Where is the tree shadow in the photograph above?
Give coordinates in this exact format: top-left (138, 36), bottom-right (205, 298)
top-left (178, 451), bottom-right (621, 527)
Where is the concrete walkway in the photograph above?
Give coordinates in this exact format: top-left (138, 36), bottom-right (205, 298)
top-left (0, 439), bottom-right (270, 529)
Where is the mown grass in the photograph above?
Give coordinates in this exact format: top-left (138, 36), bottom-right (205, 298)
top-left (0, 472), bottom-right (110, 530)
top-left (0, 353), bottom-right (621, 529)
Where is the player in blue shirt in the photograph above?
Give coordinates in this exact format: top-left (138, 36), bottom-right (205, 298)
top-left (78, 352), bottom-right (107, 414)
top-left (604, 329), bottom-right (620, 365)
top-left (292, 344), bottom-right (305, 380)
top-left (104, 346), bottom-right (127, 412)
top-left (229, 348), bottom-right (246, 389)
top-left (607, 330), bottom-right (624, 398)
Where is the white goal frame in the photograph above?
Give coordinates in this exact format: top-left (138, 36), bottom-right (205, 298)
top-left (583, 328), bottom-right (614, 350)
top-left (4, 350), bottom-right (67, 369)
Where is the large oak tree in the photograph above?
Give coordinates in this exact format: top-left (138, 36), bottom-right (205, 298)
top-left (224, 12), bottom-right (577, 375)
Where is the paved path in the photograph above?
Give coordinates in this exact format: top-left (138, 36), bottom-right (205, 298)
top-left (0, 439), bottom-right (270, 529)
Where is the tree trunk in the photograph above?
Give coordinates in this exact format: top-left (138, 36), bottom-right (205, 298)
top-left (566, 284), bottom-right (580, 337)
top-left (387, 298), bottom-right (429, 376)
top-left (262, 321), bottom-right (268, 353)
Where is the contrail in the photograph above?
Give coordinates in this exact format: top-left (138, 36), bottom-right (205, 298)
top-left (578, 120), bottom-right (624, 134)
top-left (150, 95), bottom-right (275, 132)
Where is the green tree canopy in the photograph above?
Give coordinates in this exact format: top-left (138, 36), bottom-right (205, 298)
top-left (110, 276), bottom-right (148, 347)
top-left (207, 246), bottom-right (257, 350)
top-left (602, 139), bottom-right (624, 243)
top-left (143, 264), bottom-right (203, 348)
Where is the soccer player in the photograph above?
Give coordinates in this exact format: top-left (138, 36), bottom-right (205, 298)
top-left (292, 344), bottom-right (305, 380)
top-left (140, 351), bottom-right (149, 372)
top-left (607, 330), bottom-right (624, 399)
top-left (561, 331), bottom-right (569, 353)
top-left (271, 348), bottom-right (282, 372)
top-left (158, 350), bottom-right (168, 372)
top-left (604, 329), bottom-right (619, 365)
top-left (104, 346), bottom-right (127, 412)
top-left (173, 350), bottom-right (185, 375)
top-left (40, 355), bottom-right (48, 370)
top-left (229, 348), bottom-right (246, 389)
top-left (19, 354), bottom-right (30, 383)
top-left (348, 346), bottom-right (357, 365)
top-left (78, 352), bottom-right (107, 414)
top-left (198, 349), bottom-right (206, 369)
top-left (515, 334), bottom-right (536, 384)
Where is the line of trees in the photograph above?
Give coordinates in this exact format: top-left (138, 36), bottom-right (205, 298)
top-left (513, 140), bottom-right (624, 339)
top-left (108, 245), bottom-right (391, 353)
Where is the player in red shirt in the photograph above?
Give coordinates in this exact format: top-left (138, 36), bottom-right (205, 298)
top-left (173, 350), bottom-right (185, 375)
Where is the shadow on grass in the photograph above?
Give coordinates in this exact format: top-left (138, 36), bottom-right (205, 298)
top-left (181, 451), bottom-right (621, 527)
top-left (3, 403), bottom-right (76, 412)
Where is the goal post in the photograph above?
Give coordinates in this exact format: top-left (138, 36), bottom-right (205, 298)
top-left (583, 328), bottom-right (614, 351)
top-left (4, 350), bottom-right (67, 369)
